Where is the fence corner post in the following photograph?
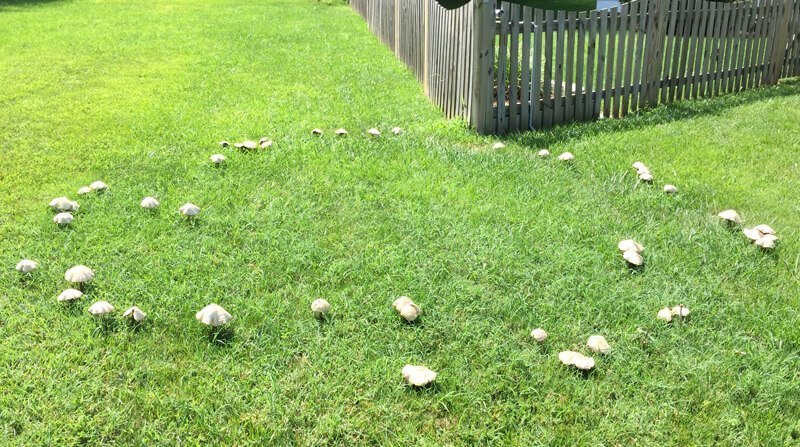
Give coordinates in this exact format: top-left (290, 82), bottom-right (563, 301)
top-left (768, 0), bottom-right (793, 84)
top-left (471, 0), bottom-right (496, 134)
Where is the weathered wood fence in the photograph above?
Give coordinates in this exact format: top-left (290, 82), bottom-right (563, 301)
top-left (351, 0), bottom-right (800, 134)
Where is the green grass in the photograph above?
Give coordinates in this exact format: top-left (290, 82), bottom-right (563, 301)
top-left (1, 0), bottom-right (800, 445)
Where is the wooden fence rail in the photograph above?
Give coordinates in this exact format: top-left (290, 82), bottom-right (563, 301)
top-left (351, 0), bottom-right (800, 134)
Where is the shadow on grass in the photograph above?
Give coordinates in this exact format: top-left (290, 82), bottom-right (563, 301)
top-left (506, 78), bottom-right (800, 148)
top-left (207, 326), bottom-right (234, 346)
top-left (0, 0), bottom-right (69, 10)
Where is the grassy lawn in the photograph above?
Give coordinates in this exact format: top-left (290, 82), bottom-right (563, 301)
top-left (2, 0), bottom-right (800, 445)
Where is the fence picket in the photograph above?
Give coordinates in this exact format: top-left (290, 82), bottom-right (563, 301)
top-left (521, 7), bottom-right (532, 129)
top-left (575, 12), bottom-right (587, 121)
top-left (566, 12), bottom-right (577, 121)
top-left (533, 9), bottom-right (544, 129)
top-left (544, 10), bottom-right (555, 128)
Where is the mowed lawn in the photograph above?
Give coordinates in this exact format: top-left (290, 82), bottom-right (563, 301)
top-left (1, 0), bottom-right (800, 445)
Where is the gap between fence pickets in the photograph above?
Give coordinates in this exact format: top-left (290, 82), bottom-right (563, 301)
top-left (350, 0), bottom-right (799, 134)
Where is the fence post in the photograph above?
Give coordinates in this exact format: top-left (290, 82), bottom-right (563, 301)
top-left (642, 0), bottom-right (668, 107)
top-left (768, 0), bottom-right (792, 84)
top-left (423, 0), bottom-right (430, 96)
top-left (471, 0), bottom-right (496, 134)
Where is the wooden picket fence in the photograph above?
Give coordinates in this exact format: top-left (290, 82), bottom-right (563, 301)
top-left (351, 0), bottom-right (800, 134)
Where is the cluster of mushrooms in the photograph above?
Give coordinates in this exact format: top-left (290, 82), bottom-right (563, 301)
top-left (618, 239), bottom-right (644, 267)
top-left (490, 142), bottom-right (574, 162)
top-left (312, 127), bottom-right (403, 137)
top-left (632, 161), bottom-right (677, 192)
top-left (657, 305), bottom-right (691, 323)
top-left (530, 330), bottom-right (611, 372)
top-left (718, 209), bottom-right (780, 250)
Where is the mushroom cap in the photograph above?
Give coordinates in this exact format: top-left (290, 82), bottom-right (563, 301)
top-left (530, 328), bottom-right (548, 342)
top-left (88, 300), bottom-right (115, 316)
top-left (587, 335), bottom-right (612, 354)
top-left (89, 181), bottom-right (108, 191)
top-left (638, 172), bottom-right (654, 182)
top-left (77, 186), bottom-right (93, 195)
top-left (210, 154), bottom-right (226, 164)
top-left (623, 250), bottom-right (644, 266)
top-left (618, 239), bottom-right (644, 253)
top-left (632, 161), bottom-right (647, 170)
top-left (657, 307), bottom-right (673, 322)
top-left (671, 305), bottom-right (690, 318)
top-left (57, 288), bottom-right (83, 302)
top-left (391, 127), bottom-right (403, 135)
top-left (558, 351), bottom-right (595, 370)
top-left (234, 142), bottom-right (244, 149)
top-left (557, 152), bottom-right (575, 161)
top-left (241, 140), bottom-right (257, 150)
top-left (140, 196), bottom-right (159, 209)
top-left (491, 142), bottom-right (506, 149)
top-left (367, 128), bottom-right (381, 136)
top-left (663, 184), bottom-right (678, 194)
top-left (311, 298), bottom-right (331, 315)
top-left (311, 128), bottom-right (323, 135)
top-left (123, 306), bottom-right (147, 322)
top-left (743, 228), bottom-right (763, 242)
top-left (196, 303), bottom-right (232, 327)
top-left (755, 234), bottom-right (778, 249)
top-left (65, 265), bottom-right (94, 283)
top-left (15, 259), bottom-right (37, 273)
top-left (49, 197), bottom-right (79, 212)
top-left (754, 224), bottom-right (775, 235)
top-left (334, 128), bottom-right (348, 136)
top-left (393, 296), bottom-right (414, 312)
top-left (258, 137), bottom-right (270, 144)
top-left (537, 149), bottom-right (550, 157)
top-left (401, 364), bottom-right (437, 387)
top-left (179, 203), bottom-right (201, 216)
top-left (399, 303), bottom-right (421, 322)
top-left (53, 212), bottom-right (74, 225)
top-left (219, 140), bottom-right (230, 147)
top-left (259, 140), bottom-right (272, 149)
top-left (636, 166), bottom-right (651, 175)
top-left (718, 209), bottom-right (742, 224)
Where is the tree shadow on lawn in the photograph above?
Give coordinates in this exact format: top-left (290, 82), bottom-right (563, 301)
top-left (0, 0), bottom-right (70, 10)
top-left (506, 78), bottom-right (800, 149)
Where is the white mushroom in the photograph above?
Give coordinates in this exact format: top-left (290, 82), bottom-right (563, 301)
top-left (77, 186), bottom-right (93, 195)
top-left (234, 142), bottom-right (244, 149)
top-left (671, 305), bottom-right (690, 318)
top-left (491, 142), bottom-right (505, 149)
top-left (638, 172), bottom-right (654, 182)
top-left (311, 298), bottom-right (331, 317)
top-left (632, 162), bottom-right (647, 170)
top-left (657, 307), bottom-right (673, 322)
top-left (367, 128), bottom-right (381, 137)
top-left (140, 196), bottom-right (159, 209)
top-left (219, 140), bottom-right (230, 148)
top-left (399, 303), bottom-right (421, 322)
top-left (311, 128), bottom-right (323, 136)
top-left (260, 140), bottom-right (272, 149)
top-left (196, 303), bottom-right (232, 327)
top-left (123, 306), bottom-right (146, 323)
top-left (755, 234), bottom-right (778, 249)
top-left (663, 184), bottom-right (678, 194)
top-left (15, 259), bottom-right (37, 273)
top-left (636, 166), bottom-right (651, 176)
top-left (718, 209), bottom-right (742, 224)
top-left (179, 203), bottom-right (201, 217)
top-left (241, 140), bottom-right (257, 150)
top-left (587, 335), bottom-right (611, 354)
top-left (393, 296), bottom-right (413, 312)
top-left (210, 154), bottom-right (226, 164)
top-left (558, 351), bottom-right (595, 370)
top-left (618, 239), bottom-right (643, 253)
top-left (53, 212), bottom-right (74, 225)
top-left (743, 228), bottom-right (763, 242)
top-left (89, 181), bottom-right (108, 191)
top-left (530, 328), bottom-right (548, 342)
top-left (537, 149), bottom-right (550, 157)
top-left (65, 265), bottom-right (94, 284)
top-left (391, 127), bottom-right (403, 135)
top-left (57, 288), bottom-right (83, 302)
top-left (557, 152), bottom-right (575, 161)
top-left (88, 301), bottom-right (115, 316)
top-left (623, 250), bottom-right (643, 266)
top-left (258, 137), bottom-right (270, 144)
top-left (49, 197), bottom-right (79, 212)
top-left (754, 224), bottom-right (775, 235)
top-left (401, 364), bottom-right (437, 387)
top-left (335, 128), bottom-right (348, 136)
